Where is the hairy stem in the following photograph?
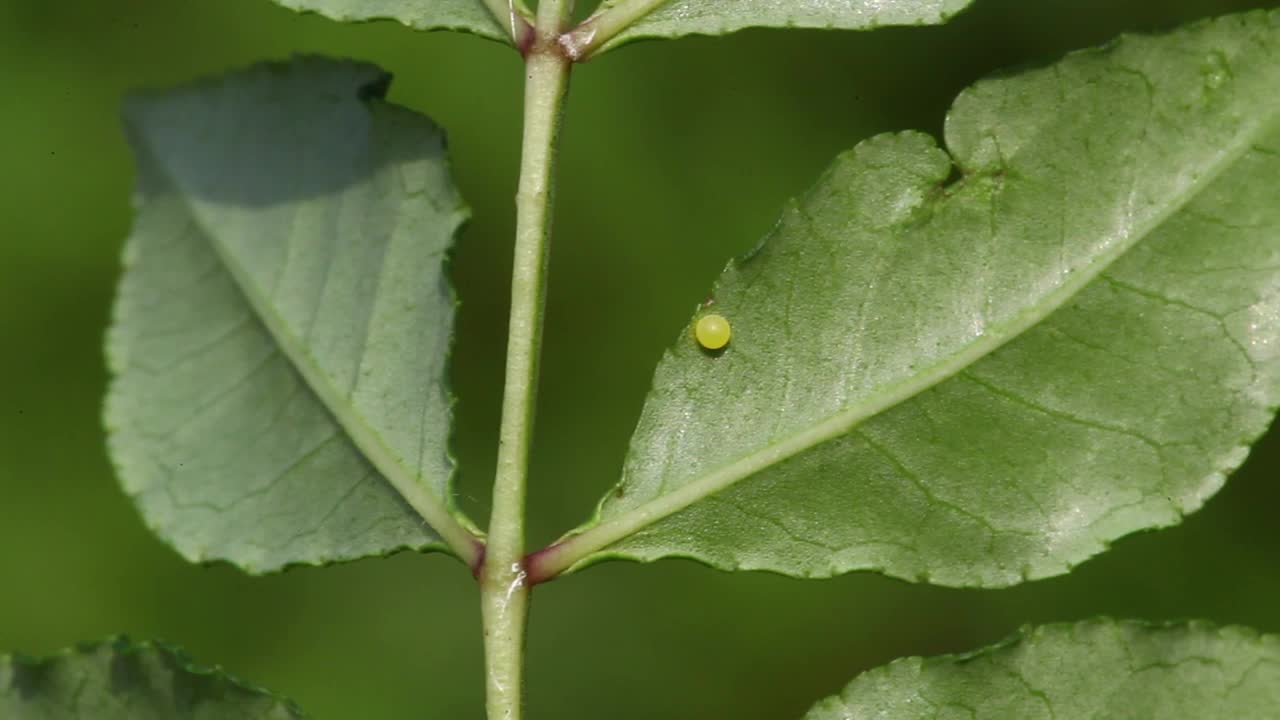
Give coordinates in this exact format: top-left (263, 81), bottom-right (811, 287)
top-left (480, 1), bottom-right (572, 717)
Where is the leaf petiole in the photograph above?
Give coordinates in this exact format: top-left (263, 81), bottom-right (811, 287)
top-left (479, 0), bottom-right (536, 47)
top-left (559, 0), bottom-right (672, 61)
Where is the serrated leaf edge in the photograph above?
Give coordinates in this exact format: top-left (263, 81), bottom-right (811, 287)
top-left (1, 636), bottom-right (306, 718)
top-left (104, 57), bottom-right (485, 573)
top-left (530, 12), bottom-right (1280, 584)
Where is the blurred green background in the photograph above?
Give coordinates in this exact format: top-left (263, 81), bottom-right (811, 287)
top-left (2, 0), bottom-right (1279, 717)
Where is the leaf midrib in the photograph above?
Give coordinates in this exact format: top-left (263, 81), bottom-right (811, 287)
top-left (138, 145), bottom-right (484, 564)
top-left (557, 112), bottom-right (1279, 570)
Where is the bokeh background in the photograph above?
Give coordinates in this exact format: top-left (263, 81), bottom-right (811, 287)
top-left (3, 0), bottom-right (1279, 717)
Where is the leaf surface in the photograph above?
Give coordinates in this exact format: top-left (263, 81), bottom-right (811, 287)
top-left (542, 11), bottom-right (1280, 586)
top-left (107, 58), bottom-right (480, 573)
top-left (1, 638), bottom-right (304, 719)
top-left (595, 0), bottom-right (973, 52)
top-left (270, 0), bottom-right (515, 43)
top-left (806, 620), bottom-right (1280, 720)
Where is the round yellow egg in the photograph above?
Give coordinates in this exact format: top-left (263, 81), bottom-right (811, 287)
top-left (695, 313), bottom-right (731, 350)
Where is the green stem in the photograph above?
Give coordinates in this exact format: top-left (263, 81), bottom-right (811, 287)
top-left (480, 0), bottom-right (572, 717)
top-left (559, 0), bottom-right (671, 60)
top-left (480, 0), bottom-right (535, 46)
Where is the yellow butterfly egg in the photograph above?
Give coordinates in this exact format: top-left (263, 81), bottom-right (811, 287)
top-left (695, 313), bottom-right (731, 350)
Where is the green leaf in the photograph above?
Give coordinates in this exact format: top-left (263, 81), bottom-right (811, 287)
top-left (1, 638), bottom-right (304, 719)
top-left (107, 57), bottom-right (482, 574)
top-left (805, 620), bottom-right (1280, 720)
top-left (590, 0), bottom-right (973, 54)
top-left (269, 0), bottom-right (518, 43)
top-left (540, 10), bottom-right (1280, 586)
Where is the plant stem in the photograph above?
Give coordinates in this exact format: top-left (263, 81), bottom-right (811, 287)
top-left (559, 0), bottom-right (670, 60)
top-left (481, 0), bottom-right (572, 716)
top-left (480, 0), bottom-right (535, 47)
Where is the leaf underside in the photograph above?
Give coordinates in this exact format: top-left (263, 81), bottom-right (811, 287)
top-left (107, 58), bottom-right (476, 573)
top-left (602, 0), bottom-right (974, 52)
top-left (567, 10), bottom-right (1280, 587)
top-left (268, 0), bottom-right (974, 51)
top-left (0, 638), bottom-right (304, 719)
top-left (270, 0), bottom-right (509, 42)
top-left (806, 619), bottom-right (1280, 720)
